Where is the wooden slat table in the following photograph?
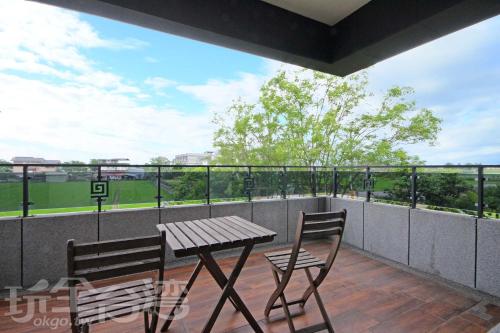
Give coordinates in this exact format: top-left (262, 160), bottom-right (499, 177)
top-left (157, 216), bottom-right (277, 333)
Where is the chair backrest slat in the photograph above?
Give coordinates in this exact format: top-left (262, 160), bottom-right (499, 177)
top-left (74, 258), bottom-right (161, 282)
top-left (303, 219), bottom-right (343, 231)
top-left (74, 235), bottom-right (161, 256)
top-left (303, 227), bottom-right (342, 239)
top-left (73, 246), bottom-right (162, 271)
top-left (303, 211), bottom-right (346, 222)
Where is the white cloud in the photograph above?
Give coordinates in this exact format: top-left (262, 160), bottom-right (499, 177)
top-left (0, 0), bottom-right (212, 163)
top-left (145, 56), bottom-right (159, 63)
top-left (177, 72), bottom-right (265, 114)
top-left (144, 76), bottom-right (176, 94)
top-left (0, 1), bottom-right (147, 74)
top-left (367, 16), bottom-right (500, 164)
top-left (0, 73), bottom-right (213, 162)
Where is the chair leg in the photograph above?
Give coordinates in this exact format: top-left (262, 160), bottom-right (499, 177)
top-left (265, 268), bottom-right (286, 318)
top-left (272, 270), bottom-right (296, 333)
top-left (304, 268), bottom-right (334, 333)
top-left (150, 309), bottom-right (159, 333)
top-left (144, 311), bottom-right (150, 333)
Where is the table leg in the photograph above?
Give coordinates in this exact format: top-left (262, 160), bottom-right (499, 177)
top-left (200, 244), bottom-right (263, 333)
top-left (161, 260), bottom-right (203, 332)
top-left (198, 253), bottom-right (240, 311)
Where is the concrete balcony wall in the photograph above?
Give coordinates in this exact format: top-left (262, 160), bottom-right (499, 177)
top-left (287, 197), bottom-right (318, 242)
top-left (252, 200), bottom-right (287, 245)
top-left (161, 204), bottom-right (210, 223)
top-left (11, 196), bottom-right (497, 298)
top-left (22, 213), bottom-right (98, 287)
top-left (331, 198), bottom-right (364, 249)
top-left (0, 218), bottom-right (22, 288)
top-left (477, 218), bottom-right (500, 298)
top-left (364, 202), bottom-right (410, 265)
top-left (99, 208), bottom-right (160, 240)
top-left (409, 209), bottom-right (475, 287)
top-left (210, 202), bottom-right (252, 221)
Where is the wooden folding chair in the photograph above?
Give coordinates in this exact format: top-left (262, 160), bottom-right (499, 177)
top-left (66, 232), bottom-right (166, 333)
top-left (264, 209), bottom-right (347, 333)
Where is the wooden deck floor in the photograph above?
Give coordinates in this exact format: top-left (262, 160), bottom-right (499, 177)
top-left (1, 240), bottom-right (500, 332)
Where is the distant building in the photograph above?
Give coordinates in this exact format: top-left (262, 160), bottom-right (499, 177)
top-left (94, 158), bottom-right (145, 180)
top-left (173, 151), bottom-right (215, 165)
top-left (11, 157), bottom-right (61, 173)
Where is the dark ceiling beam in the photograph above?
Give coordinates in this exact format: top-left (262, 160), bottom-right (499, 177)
top-left (328, 0), bottom-right (500, 75)
top-left (33, 0), bottom-right (500, 76)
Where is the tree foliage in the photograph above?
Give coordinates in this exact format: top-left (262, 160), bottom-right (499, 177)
top-left (0, 159), bottom-right (11, 173)
top-left (213, 69), bottom-right (441, 166)
top-left (148, 156), bottom-right (170, 166)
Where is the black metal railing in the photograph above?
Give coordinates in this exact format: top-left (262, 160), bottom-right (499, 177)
top-left (0, 163), bottom-right (499, 219)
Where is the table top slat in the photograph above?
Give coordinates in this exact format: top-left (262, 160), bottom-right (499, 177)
top-left (217, 217), bottom-right (262, 240)
top-left (192, 219), bottom-right (232, 245)
top-left (164, 223), bottom-right (195, 250)
top-left (210, 217), bottom-right (249, 240)
top-left (158, 224), bottom-right (184, 252)
top-left (201, 218), bottom-right (242, 243)
top-left (174, 222), bottom-right (209, 249)
top-left (184, 221), bottom-right (219, 246)
top-left (224, 216), bottom-right (272, 238)
top-left (230, 216), bottom-right (277, 236)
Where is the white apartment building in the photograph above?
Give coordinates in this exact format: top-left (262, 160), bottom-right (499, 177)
top-left (173, 151), bottom-right (215, 165)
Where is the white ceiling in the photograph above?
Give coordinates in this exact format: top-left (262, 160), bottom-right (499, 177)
top-left (262, 0), bottom-right (371, 26)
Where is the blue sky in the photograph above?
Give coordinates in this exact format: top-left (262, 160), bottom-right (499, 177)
top-left (0, 1), bottom-right (499, 164)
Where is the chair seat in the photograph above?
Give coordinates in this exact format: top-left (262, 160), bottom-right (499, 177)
top-left (76, 278), bottom-right (156, 325)
top-left (265, 248), bottom-right (325, 272)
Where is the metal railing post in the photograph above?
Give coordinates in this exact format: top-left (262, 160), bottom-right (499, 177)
top-left (411, 166), bottom-right (417, 209)
top-left (477, 166), bottom-right (484, 218)
top-left (312, 166), bottom-right (317, 197)
top-left (333, 167), bottom-right (338, 198)
top-left (97, 166), bottom-right (102, 212)
top-left (206, 166), bottom-right (211, 205)
top-left (281, 166), bottom-right (287, 199)
top-left (156, 166), bottom-right (162, 208)
top-left (22, 165), bottom-right (29, 217)
top-left (247, 166), bottom-right (252, 202)
top-left (365, 166), bottom-right (371, 202)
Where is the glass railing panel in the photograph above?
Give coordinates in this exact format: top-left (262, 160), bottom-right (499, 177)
top-left (210, 167), bottom-right (247, 202)
top-left (415, 167), bottom-right (477, 216)
top-left (104, 166), bottom-right (158, 210)
top-left (286, 167), bottom-right (313, 197)
top-left (252, 167), bottom-right (283, 200)
top-left (371, 167), bottom-right (411, 206)
top-left (336, 167), bottom-right (367, 200)
top-left (29, 166), bottom-right (98, 215)
top-left (484, 167), bottom-right (500, 219)
top-left (0, 165), bottom-right (22, 217)
top-left (160, 166), bottom-right (206, 206)
top-left (316, 167), bottom-right (333, 196)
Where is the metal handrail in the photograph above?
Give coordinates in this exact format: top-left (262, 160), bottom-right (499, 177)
top-left (0, 163), bottom-right (498, 218)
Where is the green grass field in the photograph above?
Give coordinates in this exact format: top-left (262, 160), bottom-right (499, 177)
top-left (0, 180), bottom-right (163, 217)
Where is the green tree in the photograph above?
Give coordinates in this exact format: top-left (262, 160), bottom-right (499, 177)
top-left (213, 69), bottom-right (441, 166)
top-left (0, 159), bottom-right (11, 173)
top-left (387, 172), bottom-right (477, 213)
top-left (148, 156), bottom-right (170, 166)
top-left (61, 161), bottom-right (88, 172)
